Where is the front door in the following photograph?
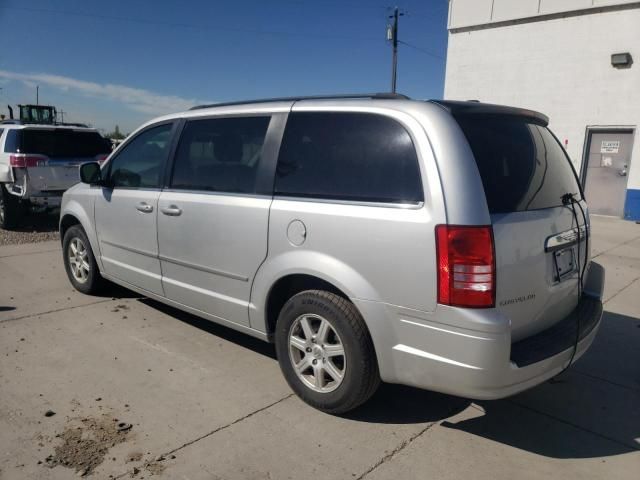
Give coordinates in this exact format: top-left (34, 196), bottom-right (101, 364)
top-left (157, 115), bottom-right (278, 326)
top-left (95, 122), bottom-right (175, 295)
top-left (583, 131), bottom-right (634, 216)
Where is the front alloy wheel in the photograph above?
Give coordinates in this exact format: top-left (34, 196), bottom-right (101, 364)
top-left (68, 237), bottom-right (91, 284)
top-left (62, 225), bottom-right (104, 295)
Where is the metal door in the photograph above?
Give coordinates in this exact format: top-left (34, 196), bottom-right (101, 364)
top-left (583, 131), bottom-right (634, 216)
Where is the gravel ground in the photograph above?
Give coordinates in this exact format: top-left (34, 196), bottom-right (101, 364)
top-left (0, 213), bottom-right (59, 246)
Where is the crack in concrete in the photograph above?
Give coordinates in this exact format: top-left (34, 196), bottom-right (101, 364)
top-left (355, 422), bottom-right (439, 480)
top-left (0, 299), bottom-right (114, 324)
top-left (592, 233), bottom-right (640, 260)
top-left (508, 400), bottom-right (640, 452)
top-left (603, 276), bottom-right (640, 306)
top-left (113, 394), bottom-right (294, 480)
top-left (572, 369), bottom-right (640, 393)
top-left (0, 247), bottom-right (61, 259)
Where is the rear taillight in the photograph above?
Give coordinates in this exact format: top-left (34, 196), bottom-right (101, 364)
top-left (435, 225), bottom-right (495, 308)
top-left (9, 154), bottom-right (48, 168)
top-left (95, 154), bottom-right (109, 164)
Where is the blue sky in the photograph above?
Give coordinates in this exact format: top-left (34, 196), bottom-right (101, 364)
top-left (0, 0), bottom-right (449, 133)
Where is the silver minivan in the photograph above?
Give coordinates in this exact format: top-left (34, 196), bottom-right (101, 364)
top-left (59, 94), bottom-right (604, 413)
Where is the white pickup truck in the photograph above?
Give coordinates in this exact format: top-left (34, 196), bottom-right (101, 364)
top-left (0, 122), bottom-right (112, 229)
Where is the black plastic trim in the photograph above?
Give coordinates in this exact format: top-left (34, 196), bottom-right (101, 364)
top-left (510, 294), bottom-right (603, 367)
top-left (430, 100), bottom-right (549, 126)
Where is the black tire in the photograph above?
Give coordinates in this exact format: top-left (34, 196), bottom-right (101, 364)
top-left (62, 225), bottom-right (104, 295)
top-left (275, 290), bottom-right (380, 414)
top-left (0, 184), bottom-right (24, 229)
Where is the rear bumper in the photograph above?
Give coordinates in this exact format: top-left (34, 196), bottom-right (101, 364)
top-left (5, 168), bottom-right (66, 207)
top-left (355, 262), bottom-right (605, 400)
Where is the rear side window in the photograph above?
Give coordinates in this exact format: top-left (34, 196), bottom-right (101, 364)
top-left (170, 116), bottom-right (270, 194)
top-left (454, 114), bottom-right (581, 213)
top-left (4, 130), bottom-right (21, 153)
top-left (275, 112), bottom-right (423, 204)
top-left (8, 129), bottom-right (111, 158)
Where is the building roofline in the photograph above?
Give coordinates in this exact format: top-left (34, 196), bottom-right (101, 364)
top-left (449, 1), bottom-right (640, 34)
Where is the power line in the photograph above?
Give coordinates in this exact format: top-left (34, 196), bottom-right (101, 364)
top-left (398, 40), bottom-right (445, 60)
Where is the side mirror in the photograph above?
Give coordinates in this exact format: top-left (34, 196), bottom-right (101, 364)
top-left (79, 162), bottom-right (105, 186)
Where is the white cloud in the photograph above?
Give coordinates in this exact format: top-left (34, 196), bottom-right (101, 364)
top-left (0, 69), bottom-right (207, 116)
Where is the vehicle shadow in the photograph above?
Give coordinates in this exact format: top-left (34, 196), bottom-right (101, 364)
top-left (131, 298), bottom-right (640, 456)
top-left (345, 384), bottom-right (471, 424)
top-left (10, 212), bottom-right (59, 233)
top-left (137, 297), bottom-right (277, 360)
top-left (94, 282), bottom-right (142, 299)
top-left (0, 306), bottom-right (16, 312)
top-left (440, 310), bottom-right (640, 459)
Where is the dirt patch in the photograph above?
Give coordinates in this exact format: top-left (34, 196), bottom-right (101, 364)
top-left (144, 461), bottom-right (166, 476)
top-left (45, 414), bottom-right (133, 476)
top-left (126, 451), bottom-right (143, 463)
top-left (128, 459), bottom-right (167, 478)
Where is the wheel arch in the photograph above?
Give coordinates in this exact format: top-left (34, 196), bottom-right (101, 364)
top-left (263, 274), bottom-right (350, 341)
top-left (250, 251), bottom-right (381, 340)
top-left (59, 199), bottom-right (103, 272)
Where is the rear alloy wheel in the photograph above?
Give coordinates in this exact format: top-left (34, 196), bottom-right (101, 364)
top-left (62, 225), bottom-right (104, 294)
top-left (288, 313), bottom-right (346, 393)
top-left (275, 290), bottom-right (380, 414)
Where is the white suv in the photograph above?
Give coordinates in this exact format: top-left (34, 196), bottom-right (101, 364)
top-left (59, 94), bottom-right (604, 413)
top-left (0, 123), bottom-right (111, 228)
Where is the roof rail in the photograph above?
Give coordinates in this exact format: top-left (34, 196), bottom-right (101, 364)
top-left (189, 92), bottom-right (410, 111)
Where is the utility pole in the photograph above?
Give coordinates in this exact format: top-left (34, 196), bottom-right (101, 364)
top-left (36, 85), bottom-right (39, 105)
top-left (388, 7), bottom-right (404, 93)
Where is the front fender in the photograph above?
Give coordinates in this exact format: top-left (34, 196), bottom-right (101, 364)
top-left (248, 249), bottom-right (381, 333)
top-left (60, 193), bottom-right (102, 272)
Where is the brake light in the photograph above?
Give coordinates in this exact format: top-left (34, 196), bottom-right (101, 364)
top-left (435, 225), bottom-right (495, 308)
top-left (95, 154), bottom-right (108, 164)
top-left (9, 154), bottom-right (48, 168)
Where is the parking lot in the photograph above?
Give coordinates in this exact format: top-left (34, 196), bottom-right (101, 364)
top-left (0, 215), bottom-right (638, 479)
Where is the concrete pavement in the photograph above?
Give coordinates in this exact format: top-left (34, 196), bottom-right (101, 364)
top-left (0, 215), bottom-right (638, 479)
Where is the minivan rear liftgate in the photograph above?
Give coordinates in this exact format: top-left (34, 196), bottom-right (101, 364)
top-left (451, 110), bottom-right (602, 366)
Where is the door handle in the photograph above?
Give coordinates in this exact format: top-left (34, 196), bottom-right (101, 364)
top-left (136, 202), bottom-right (154, 213)
top-left (160, 205), bottom-right (182, 216)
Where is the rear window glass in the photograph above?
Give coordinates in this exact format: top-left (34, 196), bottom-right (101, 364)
top-left (454, 114), bottom-right (581, 213)
top-left (275, 112), bottom-right (423, 204)
top-left (9, 129), bottom-right (111, 158)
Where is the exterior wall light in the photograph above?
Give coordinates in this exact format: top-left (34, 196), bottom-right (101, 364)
top-left (611, 52), bottom-right (633, 68)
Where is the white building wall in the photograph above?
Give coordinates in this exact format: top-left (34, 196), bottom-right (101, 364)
top-left (444, 7), bottom-right (640, 203)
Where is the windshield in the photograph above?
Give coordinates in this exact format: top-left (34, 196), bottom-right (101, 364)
top-left (454, 114), bottom-right (582, 213)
